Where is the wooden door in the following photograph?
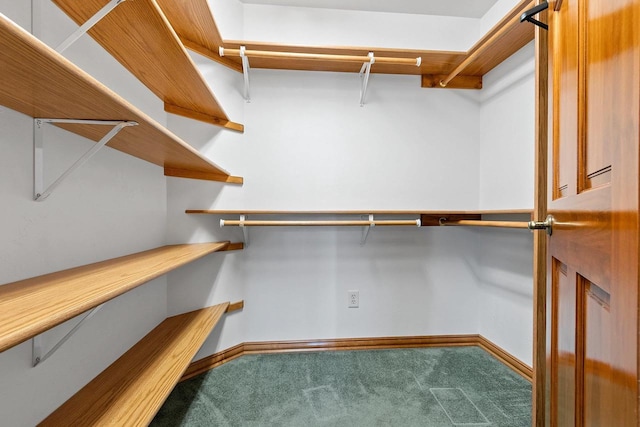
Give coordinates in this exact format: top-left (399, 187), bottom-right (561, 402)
top-left (546, 0), bottom-right (639, 425)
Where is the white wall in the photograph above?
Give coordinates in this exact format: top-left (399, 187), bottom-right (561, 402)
top-left (475, 42), bottom-right (536, 365)
top-left (0, 1), bottom-right (536, 424)
top-left (0, 3), bottom-right (168, 425)
top-left (166, 58), bottom-right (485, 358)
top-left (242, 4), bottom-right (479, 51)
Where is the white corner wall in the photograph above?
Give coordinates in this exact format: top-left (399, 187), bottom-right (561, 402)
top-left (0, 0), bottom-right (538, 424)
top-left (0, 2), bottom-right (168, 426)
top-left (166, 59), bottom-right (484, 359)
top-left (476, 42), bottom-right (536, 365)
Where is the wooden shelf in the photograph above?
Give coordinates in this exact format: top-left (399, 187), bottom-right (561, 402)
top-left (51, 0), bottom-right (243, 132)
top-left (186, 209), bottom-right (533, 215)
top-left (0, 242), bottom-right (234, 353)
top-left (156, 0), bottom-right (242, 72)
top-left (0, 14), bottom-right (242, 184)
top-left (39, 303), bottom-right (233, 426)
top-left (200, 0), bottom-right (534, 90)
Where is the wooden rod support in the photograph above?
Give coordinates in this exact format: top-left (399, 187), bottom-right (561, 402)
top-left (220, 48), bottom-right (421, 67)
top-left (220, 220), bottom-right (421, 227)
top-left (439, 219), bottom-right (530, 229)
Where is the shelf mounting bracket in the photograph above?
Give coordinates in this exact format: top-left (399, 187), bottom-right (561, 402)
top-left (56, 0), bottom-right (127, 53)
top-left (34, 118), bottom-right (138, 201)
top-left (359, 52), bottom-right (375, 106)
top-left (32, 303), bottom-right (106, 367)
top-left (220, 46), bottom-right (251, 102)
top-left (239, 214), bottom-right (249, 247)
top-left (360, 214), bottom-right (375, 245)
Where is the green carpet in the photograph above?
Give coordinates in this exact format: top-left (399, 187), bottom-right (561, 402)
top-left (151, 346), bottom-right (531, 426)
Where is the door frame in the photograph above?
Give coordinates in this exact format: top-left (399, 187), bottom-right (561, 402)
top-left (532, 3), bottom-right (549, 426)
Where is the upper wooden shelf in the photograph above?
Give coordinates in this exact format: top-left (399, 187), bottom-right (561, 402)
top-left (182, 0), bottom-right (534, 90)
top-left (39, 303), bottom-right (233, 426)
top-left (51, 0), bottom-right (243, 132)
top-left (0, 13), bottom-right (241, 184)
top-left (0, 242), bottom-right (233, 354)
top-left (155, 0), bottom-right (242, 73)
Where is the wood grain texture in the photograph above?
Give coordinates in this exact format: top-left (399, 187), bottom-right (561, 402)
top-left (220, 0), bottom-right (533, 82)
top-left (164, 167), bottom-right (243, 184)
top-left (39, 303), bottom-right (230, 427)
top-left (186, 209), bottom-right (533, 215)
top-left (421, 74), bottom-right (483, 89)
top-left (457, 0), bottom-right (536, 76)
top-left (222, 41), bottom-right (465, 76)
top-left (0, 242), bottom-right (230, 353)
top-left (0, 14), bottom-right (234, 180)
top-left (164, 103), bottom-right (244, 133)
top-left (51, 0), bottom-right (233, 127)
top-left (438, 219), bottom-right (530, 229)
top-left (182, 335), bottom-right (532, 383)
top-left (547, 0), bottom-right (640, 424)
top-left (532, 4), bottom-right (549, 424)
top-left (155, 0), bottom-right (242, 72)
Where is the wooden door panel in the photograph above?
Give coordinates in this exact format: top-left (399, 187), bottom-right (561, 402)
top-left (551, 259), bottom-right (575, 427)
top-left (581, 277), bottom-right (612, 427)
top-left (551, 0), bottom-right (579, 200)
top-left (546, 0), bottom-right (639, 425)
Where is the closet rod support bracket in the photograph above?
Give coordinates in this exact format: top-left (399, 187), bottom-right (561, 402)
top-left (34, 119), bottom-right (138, 201)
top-left (32, 303), bottom-right (106, 367)
top-left (55, 0), bottom-right (127, 53)
top-left (360, 214), bottom-right (375, 245)
top-left (359, 52), bottom-right (374, 106)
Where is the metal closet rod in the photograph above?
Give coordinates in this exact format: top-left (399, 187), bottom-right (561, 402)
top-left (219, 47), bottom-right (422, 67)
top-left (220, 219), bottom-right (421, 227)
top-left (438, 218), bottom-right (530, 229)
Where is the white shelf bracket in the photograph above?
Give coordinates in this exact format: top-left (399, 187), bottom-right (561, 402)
top-left (239, 214), bottom-right (249, 247)
top-left (220, 214), bottom-right (249, 246)
top-left (55, 0), bottom-right (127, 53)
top-left (34, 118), bottom-right (138, 201)
top-left (359, 52), bottom-right (375, 106)
top-left (220, 46), bottom-right (251, 102)
top-left (361, 214), bottom-right (375, 245)
top-left (32, 303), bottom-right (106, 367)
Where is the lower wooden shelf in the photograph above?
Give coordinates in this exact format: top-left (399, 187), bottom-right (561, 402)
top-left (0, 242), bottom-right (237, 353)
top-left (39, 302), bottom-right (235, 426)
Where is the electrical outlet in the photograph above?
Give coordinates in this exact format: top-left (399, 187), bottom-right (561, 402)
top-left (348, 290), bottom-right (359, 308)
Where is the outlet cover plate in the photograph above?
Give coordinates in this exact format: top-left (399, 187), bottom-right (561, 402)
top-left (348, 290), bottom-right (359, 308)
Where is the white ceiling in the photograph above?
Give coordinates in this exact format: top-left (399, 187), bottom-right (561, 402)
top-left (238, 0), bottom-right (499, 19)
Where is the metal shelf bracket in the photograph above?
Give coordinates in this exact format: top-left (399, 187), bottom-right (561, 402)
top-left (359, 52), bottom-right (375, 106)
top-left (220, 45), bottom-right (251, 102)
top-left (56, 0), bottom-right (127, 53)
top-left (34, 118), bottom-right (138, 201)
top-left (361, 214), bottom-right (375, 245)
top-left (32, 303), bottom-right (106, 367)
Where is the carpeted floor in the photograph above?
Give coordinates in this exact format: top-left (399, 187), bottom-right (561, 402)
top-left (151, 346), bottom-right (531, 426)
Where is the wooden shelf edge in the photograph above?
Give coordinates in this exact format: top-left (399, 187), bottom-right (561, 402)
top-left (39, 303), bottom-right (231, 426)
top-left (164, 168), bottom-right (244, 184)
top-left (220, 242), bottom-right (244, 251)
top-left (184, 209), bottom-right (533, 215)
top-left (0, 242), bottom-right (231, 354)
top-left (226, 300), bottom-right (244, 313)
top-left (422, 74), bottom-right (483, 89)
top-left (51, 0), bottom-right (231, 122)
top-left (165, 103), bottom-right (244, 133)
